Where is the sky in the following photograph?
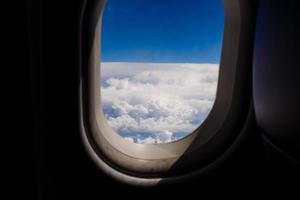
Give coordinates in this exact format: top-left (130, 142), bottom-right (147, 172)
top-left (100, 0), bottom-right (223, 144)
top-left (101, 0), bottom-right (224, 63)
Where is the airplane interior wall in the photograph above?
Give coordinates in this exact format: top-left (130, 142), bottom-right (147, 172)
top-left (18, 0), bottom-right (300, 198)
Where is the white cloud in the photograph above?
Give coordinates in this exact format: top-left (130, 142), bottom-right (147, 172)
top-left (101, 62), bottom-right (219, 144)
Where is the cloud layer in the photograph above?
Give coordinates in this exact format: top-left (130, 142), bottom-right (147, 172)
top-left (101, 62), bottom-right (219, 144)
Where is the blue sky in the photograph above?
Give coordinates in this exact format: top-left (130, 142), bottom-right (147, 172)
top-left (100, 0), bottom-right (224, 63)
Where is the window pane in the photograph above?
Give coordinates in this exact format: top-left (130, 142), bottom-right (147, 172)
top-left (100, 0), bottom-right (224, 144)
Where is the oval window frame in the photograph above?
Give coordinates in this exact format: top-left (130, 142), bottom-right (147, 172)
top-left (80, 0), bottom-right (257, 186)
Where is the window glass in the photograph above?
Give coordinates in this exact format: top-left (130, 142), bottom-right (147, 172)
top-left (100, 0), bottom-right (224, 144)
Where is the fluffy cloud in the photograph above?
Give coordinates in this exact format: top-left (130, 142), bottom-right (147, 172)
top-left (101, 62), bottom-right (219, 144)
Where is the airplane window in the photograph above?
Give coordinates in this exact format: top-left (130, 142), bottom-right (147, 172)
top-left (100, 0), bottom-right (224, 144)
top-left (82, 0), bottom-right (255, 183)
